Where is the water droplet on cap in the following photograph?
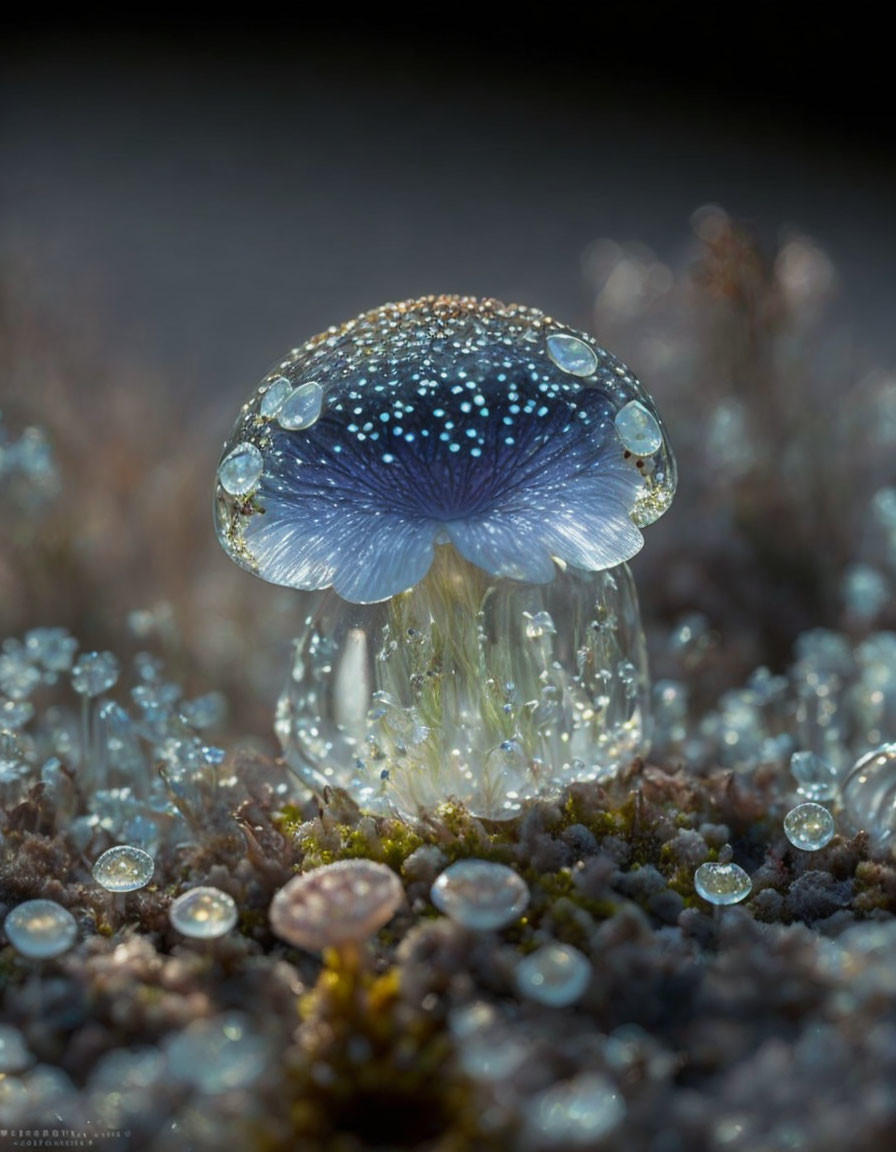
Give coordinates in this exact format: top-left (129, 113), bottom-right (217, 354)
top-left (218, 442), bottom-right (264, 497)
top-left (546, 333), bottom-right (598, 377)
top-left (615, 400), bottom-right (663, 455)
top-left (278, 382), bottom-right (324, 430)
top-left (259, 376), bottom-right (292, 418)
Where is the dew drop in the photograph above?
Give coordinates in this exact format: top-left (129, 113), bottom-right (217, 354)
top-left (784, 802), bottom-right (836, 851)
top-left (546, 333), bottom-right (598, 377)
top-left (615, 400), bottom-right (663, 455)
top-left (259, 376), bottom-right (292, 418)
top-left (218, 442), bottom-right (263, 496)
top-left (277, 382), bottom-right (324, 430)
top-left (693, 861), bottom-right (752, 906)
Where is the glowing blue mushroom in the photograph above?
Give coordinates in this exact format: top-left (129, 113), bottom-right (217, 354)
top-left (215, 297), bottom-right (676, 818)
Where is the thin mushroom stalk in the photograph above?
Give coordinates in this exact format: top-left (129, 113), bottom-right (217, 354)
top-left (269, 860), bottom-right (405, 1010)
top-left (215, 296), bottom-right (677, 818)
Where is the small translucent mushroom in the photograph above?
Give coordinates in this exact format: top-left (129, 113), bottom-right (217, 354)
top-left (70, 650), bottom-right (120, 786)
top-left (783, 802), bottom-right (836, 851)
top-left (693, 862), bottom-right (752, 907)
top-left (93, 845), bottom-right (154, 892)
top-left (169, 886), bottom-right (238, 940)
top-left (790, 750), bottom-right (840, 802)
top-left (842, 743), bottom-right (896, 850)
top-left (3, 899), bottom-right (77, 960)
top-left (269, 859), bottom-right (404, 971)
top-left (515, 942), bottom-right (591, 1007)
top-left (430, 859), bottom-right (529, 931)
top-left (92, 845), bottom-right (155, 922)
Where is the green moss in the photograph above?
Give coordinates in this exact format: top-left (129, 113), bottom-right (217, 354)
top-left (853, 860), bottom-right (895, 914)
top-left (561, 789), bottom-right (632, 842)
top-left (273, 803), bottom-right (307, 841)
top-left (273, 956), bottom-right (511, 1151)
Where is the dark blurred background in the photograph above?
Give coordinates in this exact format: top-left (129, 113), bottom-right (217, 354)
top-left (2, 11), bottom-right (894, 729)
top-left (2, 9), bottom-right (894, 397)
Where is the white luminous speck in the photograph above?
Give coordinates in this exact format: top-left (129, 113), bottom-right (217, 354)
top-left (278, 382), bottom-right (324, 430)
top-left (4, 899), bottom-right (78, 959)
top-left (259, 376), bottom-right (293, 418)
top-left (615, 400), bottom-right (663, 455)
top-left (784, 802), bottom-right (836, 851)
top-left (430, 859), bottom-right (529, 930)
top-left (169, 886), bottom-right (238, 939)
top-left (92, 845), bottom-right (155, 893)
top-left (515, 942), bottom-right (591, 1006)
top-left (546, 333), bottom-right (598, 377)
top-left (694, 862), bottom-right (752, 906)
top-left (218, 442), bottom-right (263, 496)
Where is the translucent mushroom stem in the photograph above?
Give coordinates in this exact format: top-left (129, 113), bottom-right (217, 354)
top-left (277, 548), bottom-right (650, 819)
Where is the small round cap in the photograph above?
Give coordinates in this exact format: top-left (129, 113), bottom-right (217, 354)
top-left (430, 859), bottom-right (529, 930)
top-left (169, 886), bottom-right (238, 939)
top-left (4, 899), bottom-right (78, 959)
top-left (269, 859), bottom-right (404, 952)
top-left (92, 845), bottom-right (155, 893)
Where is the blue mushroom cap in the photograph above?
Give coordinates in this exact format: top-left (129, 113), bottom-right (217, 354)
top-left (214, 296), bottom-right (676, 604)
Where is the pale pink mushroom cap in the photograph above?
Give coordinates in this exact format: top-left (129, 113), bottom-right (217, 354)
top-left (269, 859), bottom-right (404, 952)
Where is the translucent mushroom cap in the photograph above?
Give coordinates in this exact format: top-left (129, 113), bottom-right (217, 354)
top-left (268, 859), bottom-right (404, 952)
top-left (3, 899), bottom-right (77, 959)
top-left (169, 886), bottom-right (238, 939)
top-left (430, 859), bottom-right (529, 930)
top-left (215, 296), bottom-right (676, 604)
top-left (92, 845), bottom-right (155, 893)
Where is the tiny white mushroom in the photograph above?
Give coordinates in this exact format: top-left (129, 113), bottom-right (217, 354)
top-left (269, 859), bottom-right (404, 965)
